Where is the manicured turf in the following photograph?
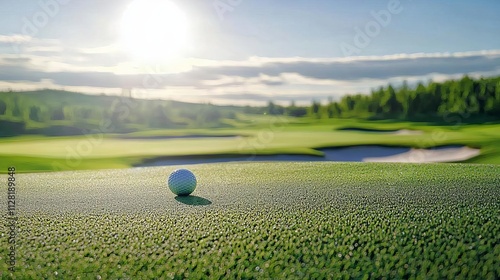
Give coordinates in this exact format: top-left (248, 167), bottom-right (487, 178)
top-left (1, 120), bottom-right (500, 172)
top-left (1, 163), bottom-right (499, 278)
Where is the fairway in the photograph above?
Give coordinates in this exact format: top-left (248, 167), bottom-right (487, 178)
top-left (2, 120), bottom-right (500, 173)
top-left (1, 163), bottom-right (499, 279)
top-left (2, 0), bottom-right (500, 278)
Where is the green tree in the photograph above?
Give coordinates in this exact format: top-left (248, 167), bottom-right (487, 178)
top-left (380, 85), bottom-right (402, 115)
top-left (51, 106), bottom-right (65, 120)
top-left (0, 100), bottom-right (6, 115)
top-left (309, 100), bottom-right (321, 118)
top-left (485, 82), bottom-right (500, 116)
top-left (266, 101), bottom-right (284, 115)
top-left (396, 81), bottom-right (410, 117)
top-left (368, 87), bottom-right (384, 114)
top-left (29, 106), bottom-right (42, 122)
top-left (327, 102), bottom-right (342, 118)
top-left (287, 101), bottom-right (307, 117)
top-left (12, 97), bottom-right (22, 117)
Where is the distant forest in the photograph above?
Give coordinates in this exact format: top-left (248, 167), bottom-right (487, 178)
top-left (0, 75), bottom-right (499, 136)
top-left (0, 90), bottom-right (241, 136)
top-left (270, 75), bottom-right (500, 120)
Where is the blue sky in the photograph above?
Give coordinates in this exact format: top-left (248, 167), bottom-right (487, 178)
top-left (0, 0), bottom-right (500, 104)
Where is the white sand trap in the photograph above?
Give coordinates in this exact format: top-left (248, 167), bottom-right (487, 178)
top-left (391, 129), bottom-right (423, 135)
top-left (339, 128), bottom-right (423, 135)
top-left (364, 146), bottom-right (480, 163)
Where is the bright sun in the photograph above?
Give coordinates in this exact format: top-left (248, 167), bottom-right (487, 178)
top-left (120, 0), bottom-right (189, 61)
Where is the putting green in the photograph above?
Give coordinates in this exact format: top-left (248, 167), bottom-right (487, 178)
top-left (1, 162), bottom-right (499, 278)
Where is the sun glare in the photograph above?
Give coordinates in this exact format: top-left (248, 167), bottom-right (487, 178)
top-left (120, 0), bottom-right (189, 61)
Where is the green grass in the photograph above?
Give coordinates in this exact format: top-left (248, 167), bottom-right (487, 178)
top-left (1, 119), bottom-right (500, 172)
top-left (0, 155), bottom-right (137, 173)
top-left (0, 163), bottom-right (499, 278)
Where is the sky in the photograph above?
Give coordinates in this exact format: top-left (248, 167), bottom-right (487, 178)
top-left (0, 0), bottom-right (500, 105)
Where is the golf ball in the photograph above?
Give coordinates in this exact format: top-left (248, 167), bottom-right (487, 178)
top-left (168, 169), bottom-right (197, 196)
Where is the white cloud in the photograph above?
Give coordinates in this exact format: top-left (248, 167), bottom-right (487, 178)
top-left (24, 45), bottom-right (64, 53)
top-left (77, 44), bottom-right (121, 54)
top-left (1, 49), bottom-right (500, 105)
top-left (0, 34), bottom-right (32, 44)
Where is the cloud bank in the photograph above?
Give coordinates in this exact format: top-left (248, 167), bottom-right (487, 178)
top-left (1, 42), bottom-right (499, 105)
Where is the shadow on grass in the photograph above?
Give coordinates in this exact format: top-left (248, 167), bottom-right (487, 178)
top-left (175, 195), bottom-right (212, 206)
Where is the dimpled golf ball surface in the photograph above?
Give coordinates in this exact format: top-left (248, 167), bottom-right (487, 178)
top-left (168, 169), bottom-right (197, 196)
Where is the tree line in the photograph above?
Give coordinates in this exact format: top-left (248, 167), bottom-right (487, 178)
top-left (0, 90), bottom-right (236, 136)
top-left (0, 75), bottom-right (499, 136)
top-left (266, 76), bottom-right (500, 119)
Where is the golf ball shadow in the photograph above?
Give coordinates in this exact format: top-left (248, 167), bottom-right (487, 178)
top-left (175, 195), bottom-right (212, 206)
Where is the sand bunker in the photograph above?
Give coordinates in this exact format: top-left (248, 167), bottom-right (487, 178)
top-left (137, 145), bottom-right (480, 167)
top-left (364, 146), bottom-right (480, 163)
top-left (320, 145), bottom-right (480, 163)
top-left (391, 129), bottom-right (424, 135)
